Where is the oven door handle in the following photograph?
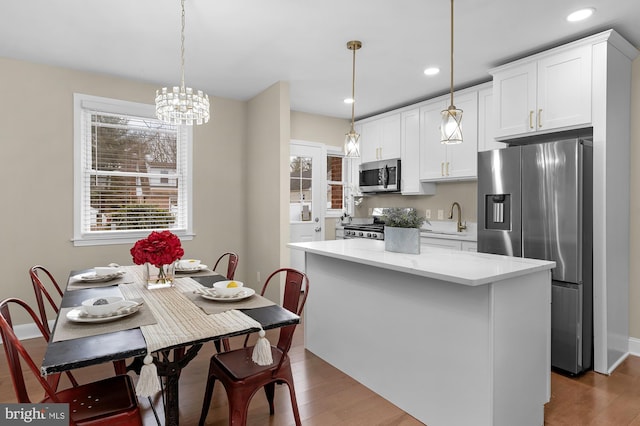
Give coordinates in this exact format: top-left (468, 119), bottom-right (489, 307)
top-left (382, 165), bottom-right (389, 189)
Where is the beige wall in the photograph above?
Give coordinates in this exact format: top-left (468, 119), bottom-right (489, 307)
top-left (0, 57), bottom-right (248, 322)
top-left (355, 181), bottom-right (477, 224)
top-left (290, 111), bottom-right (348, 147)
top-left (246, 82), bottom-right (290, 303)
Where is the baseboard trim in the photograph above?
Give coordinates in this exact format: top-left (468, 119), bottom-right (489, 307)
top-left (5, 320), bottom-right (55, 341)
top-left (628, 337), bottom-right (640, 357)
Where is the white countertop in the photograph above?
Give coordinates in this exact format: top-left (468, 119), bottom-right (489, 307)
top-left (288, 239), bottom-right (555, 286)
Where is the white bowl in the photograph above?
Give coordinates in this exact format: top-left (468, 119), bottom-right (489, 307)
top-left (178, 259), bottom-right (201, 269)
top-left (213, 280), bottom-right (244, 297)
top-left (81, 296), bottom-right (125, 316)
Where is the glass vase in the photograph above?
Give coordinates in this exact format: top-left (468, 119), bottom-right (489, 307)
top-left (144, 262), bottom-right (175, 289)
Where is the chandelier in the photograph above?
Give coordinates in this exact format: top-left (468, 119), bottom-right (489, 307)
top-left (155, 0), bottom-right (210, 126)
top-left (440, 0), bottom-right (463, 144)
top-left (344, 40), bottom-right (362, 158)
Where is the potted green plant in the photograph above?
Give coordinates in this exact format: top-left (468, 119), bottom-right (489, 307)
top-left (381, 208), bottom-right (425, 254)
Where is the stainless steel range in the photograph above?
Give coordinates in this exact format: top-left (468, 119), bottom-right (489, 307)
top-left (343, 223), bottom-right (384, 240)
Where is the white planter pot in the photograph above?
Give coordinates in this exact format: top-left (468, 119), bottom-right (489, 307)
top-left (384, 226), bottom-right (420, 254)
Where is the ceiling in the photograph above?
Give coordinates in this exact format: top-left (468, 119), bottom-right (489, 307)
top-left (1, 0), bottom-right (639, 121)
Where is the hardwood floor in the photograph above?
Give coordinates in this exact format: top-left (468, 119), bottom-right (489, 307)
top-left (3, 328), bottom-right (640, 425)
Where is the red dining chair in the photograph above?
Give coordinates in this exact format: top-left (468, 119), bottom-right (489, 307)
top-left (213, 252), bottom-right (239, 280)
top-left (199, 267), bottom-right (309, 426)
top-left (0, 297), bottom-right (143, 426)
top-left (213, 252), bottom-right (239, 352)
top-left (30, 265), bottom-right (127, 378)
top-left (29, 265), bottom-right (80, 389)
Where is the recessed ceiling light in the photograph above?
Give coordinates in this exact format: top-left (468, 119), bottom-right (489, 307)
top-left (344, 98), bottom-right (355, 104)
top-left (424, 67), bottom-right (440, 76)
top-left (567, 8), bottom-right (595, 22)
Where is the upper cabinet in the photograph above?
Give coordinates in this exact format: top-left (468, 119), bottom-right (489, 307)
top-left (477, 86), bottom-right (506, 152)
top-left (419, 90), bottom-right (478, 181)
top-left (491, 44), bottom-right (592, 140)
top-left (359, 113), bottom-right (401, 163)
top-left (400, 108), bottom-right (436, 195)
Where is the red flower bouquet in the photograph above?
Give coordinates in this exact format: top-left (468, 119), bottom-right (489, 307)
top-left (131, 231), bottom-right (184, 286)
top-left (131, 230), bottom-right (184, 267)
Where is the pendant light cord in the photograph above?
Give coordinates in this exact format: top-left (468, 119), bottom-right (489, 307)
top-left (350, 43), bottom-right (356, 132)
top-left (449, 0), bottom-right (454, 107)
top-left (180, 0), bottom-right (186, 91)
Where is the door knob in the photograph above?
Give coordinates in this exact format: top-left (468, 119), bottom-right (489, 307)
top-left (314, 226), bottom-right (322, 232)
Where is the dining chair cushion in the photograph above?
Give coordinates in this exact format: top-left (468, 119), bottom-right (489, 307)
top-left (42, 375), bottom-right (140, 424)
top-left (213, 346), bottom-right (285, 380)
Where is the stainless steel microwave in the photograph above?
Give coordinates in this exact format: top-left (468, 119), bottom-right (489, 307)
top-left (359, 159), bottom-right (401, 193)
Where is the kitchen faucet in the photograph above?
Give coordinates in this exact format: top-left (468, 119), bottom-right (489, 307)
top-left (448, 202), bottom-right (467, 233)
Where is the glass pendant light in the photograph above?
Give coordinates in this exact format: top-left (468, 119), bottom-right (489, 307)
top-left (441, 0), bottom-right (463, 144)
top-left (155, 0), bottom-right (210, 126)
top-left (344, 40), bottom-right (362, 157)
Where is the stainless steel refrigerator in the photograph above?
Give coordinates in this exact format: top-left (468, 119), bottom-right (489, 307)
top-left (477, 136), bottom-right (593, 375)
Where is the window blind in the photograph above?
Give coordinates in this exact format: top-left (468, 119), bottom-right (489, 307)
top-left (74, 94), bottom-right (191, 245)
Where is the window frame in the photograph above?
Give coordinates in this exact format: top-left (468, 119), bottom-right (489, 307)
top-left (73, 93), bottom-right (194, 246)
top-left (325, 147), bottom-right (346, 218)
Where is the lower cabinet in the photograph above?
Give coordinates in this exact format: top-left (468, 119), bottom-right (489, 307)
top-left (421, 237), bottom-right (477, 251)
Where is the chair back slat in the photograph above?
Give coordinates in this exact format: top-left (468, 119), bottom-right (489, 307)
top-left (213, 252), bottom-right (239, 280)
top-left (260, 268), bottom-right (309, 355)
top-left (29, 265), bottom-right (63, 338)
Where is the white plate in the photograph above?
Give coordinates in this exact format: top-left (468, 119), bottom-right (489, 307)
top-left (72, 270), bottom-right (125, 283)
top-left (175, 264), bottom-right (208, 273)
top-left (66, 301), bottom-right (141, 323)
top-left (199, 287), bottom-right (255, 302)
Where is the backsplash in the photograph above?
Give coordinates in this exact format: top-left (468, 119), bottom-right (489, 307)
top-left (354, 181), bottom-right (477, 223)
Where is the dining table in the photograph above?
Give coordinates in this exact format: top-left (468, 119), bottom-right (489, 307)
top-left (40, 265), bottom-right (300, 426)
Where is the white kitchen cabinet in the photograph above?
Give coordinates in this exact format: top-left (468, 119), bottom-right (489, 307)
top-left (400, 108), bottom-right (436, 195)
top-left (421, 234), bottom-right (477, 252)
top-left (478, 86), bottom-right (507, 152)
top-left (462, 241), bottom-right (478, 252)
top-left (419, 90), bottom-right (478, 181)
top-left (491, 44), bottom-right (592, 140)
top-left (421, 236), bottom-right (462, 250)
top-left (359, 113), bottom-right (401, 163)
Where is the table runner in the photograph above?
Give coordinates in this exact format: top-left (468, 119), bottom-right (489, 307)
top-left (118, 266), bottom-right (272, 396)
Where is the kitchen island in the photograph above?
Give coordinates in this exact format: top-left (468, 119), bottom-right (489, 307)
top-left (288, 239), bottom-right (555, 426)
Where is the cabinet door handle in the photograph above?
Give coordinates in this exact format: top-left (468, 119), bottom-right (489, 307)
top-left (446, 162), bottom-right (450, 176)
top-left (538, 109), bottom-right (543, 128)
top-left (529, 111), bottom-right (534, 129)
top-left (441, 162), bottom-right (444, 176)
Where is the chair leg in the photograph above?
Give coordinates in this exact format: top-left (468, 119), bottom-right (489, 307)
top-left (264, 382), bottom-right (276, 415)
top-left (199, 375), bottom-right (217, 426)
top-left (285, 380), bottom-right (302, 426)
top-left (228, 391), bottom-right (251, 426)
top-left (113, 359), bottom-right (127, 375)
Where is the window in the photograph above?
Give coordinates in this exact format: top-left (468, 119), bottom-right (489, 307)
top-left (73, 94), bottom-right (193, 246)
top-left (326, 150), bottom-right (345, 217)
top-left (290, 156), bottom-right (313, 221)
